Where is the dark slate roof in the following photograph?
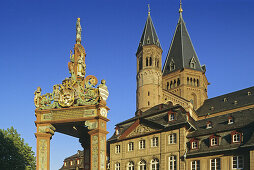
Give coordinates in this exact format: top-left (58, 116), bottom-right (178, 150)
top-left (59, 150), bottom-right (84, 170)
top-left (108, 104), bottom-right (191, 143)
top-left (162, 13), bottom-right (203, 76)
top-left (187, 108), bottom-right (254, 156)
top-left (197, 86), bottom-right (254, 117)
top-left (137, 13), bottom-right (161, 54)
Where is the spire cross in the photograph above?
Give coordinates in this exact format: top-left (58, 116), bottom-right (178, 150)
top-left (148, 4), bottom-right (151, 15)
top-left (179, 0), bottom-right (183, 13)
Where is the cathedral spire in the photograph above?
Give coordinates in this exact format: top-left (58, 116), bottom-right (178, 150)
top-left (137, 6), bottom-right (161, 54)
top-left (162, 5), bottom-right (204, 76)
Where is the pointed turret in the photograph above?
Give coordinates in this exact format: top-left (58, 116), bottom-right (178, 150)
top-left (137, 10), bottom-right (161, 54)
top-left (136, 6), bottom-right (163, 112)
top-left (162, 6), bottom-right (204, 76)
top-left (161, 3), bottom-right (208, 110)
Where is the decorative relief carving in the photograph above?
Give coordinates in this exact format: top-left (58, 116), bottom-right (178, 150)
top-left (92, 135), bottom-right (99, 170)
top-left (100, 136), bottom-right (106, 170)
top-left (38, 125), bottom-right (55, 135)
top-left (47, 109), bottom-right (97, 120)
top-left (127, 124), bottom-right (155, 137)
top-left (85, 121), bottom-right (98, 130)
top-left (39, 139), bottom-right (47, 170)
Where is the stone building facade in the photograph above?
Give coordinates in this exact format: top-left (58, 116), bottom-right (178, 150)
top-left (60, 4), bottom-right (254, 170)
top-left (108, 4), bottom-right (254, 170)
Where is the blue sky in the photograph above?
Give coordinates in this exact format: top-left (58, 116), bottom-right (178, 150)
top-left (0, 0), bottom-right (254, 169)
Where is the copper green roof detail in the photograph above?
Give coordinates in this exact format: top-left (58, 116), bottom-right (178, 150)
top-left (162, 13), bottom-right (204, 76)
top-left (137, 13), bottom-right (161, 54)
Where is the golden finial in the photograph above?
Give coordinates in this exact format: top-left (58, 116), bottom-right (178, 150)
top-left (179, 0), bottom-right (183, 13)
top-left (148, 4), bottom-right (151, 15)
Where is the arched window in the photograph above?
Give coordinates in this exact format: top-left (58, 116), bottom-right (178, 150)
top-left (173, 80), bottom-right (176, 88)
top-left (127, 161), bottom-right (134, 170)
top-left (138, 160), bottom-right (146, 170)
top-left (115, 162), bottom-right (120, 170)
top-left (167, 82), bottom-right (169, 90)
top-left (170, 81), bottom-right (173, 89)
top-left (193, 78), bottom-right (196, 86)
top-left (151, 159), bottom-right (159, 170)
top-left (190, 78), bottom-right (193, 86)
top-left (146, 57), bottom-right (149, 66)
top-left (177, 78), bottom-right (180, 86)
top-left (149, 57), bottom-right (152, 66)
top-left (197, 79), bottom-right (199, 87)
top-left (187, 77), bottom-right (189, 85)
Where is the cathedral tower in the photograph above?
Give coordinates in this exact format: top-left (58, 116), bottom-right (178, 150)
top-left (162, 4), bottom-right (208, 109)
top-left (136, 9), bottom-right (163, 112)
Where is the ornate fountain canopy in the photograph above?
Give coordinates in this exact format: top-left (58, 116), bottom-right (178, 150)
top-left (34, 18), bottom-right (109, 111)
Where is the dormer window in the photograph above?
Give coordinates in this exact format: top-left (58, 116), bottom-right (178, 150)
top-left (115, 127), bottom-right (119, 135)
top-left (206, 121), bottom-right (212, 129)
top-left (190, 138), bottom-right (199, 150)
top-left (232, 131), bottom-right (242, 143)
top-left (190, 57), bottom-right (196, 69)
top-left (228, 116), bottom-right (234, 124)
top-left (248, 91), bottom-right (251, 96)
top-left (210, 135), bottom-right (219, 147)
top-left (168, 111), bottom-right (175, 121)
top-left (170, 59), bottom-right (175, 71)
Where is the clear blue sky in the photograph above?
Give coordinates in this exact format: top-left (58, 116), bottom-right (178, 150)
top-left (0, 0), bottom-right (253, 169)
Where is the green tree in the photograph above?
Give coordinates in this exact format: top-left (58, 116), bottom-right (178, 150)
top-left (0, 126), bottom-right (36, 170)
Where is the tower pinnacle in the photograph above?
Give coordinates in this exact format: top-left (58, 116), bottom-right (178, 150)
top-left (148, 4), bottom-right (151, 15)
top-left (179, 0), bottom-right (183, 14)
top-left (76, 18), bottom-right (82, 44)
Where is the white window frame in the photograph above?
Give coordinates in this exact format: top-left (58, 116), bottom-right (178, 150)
top-left (210, 158), bottom-right (220, 170)
top-left (233, 133), bottom-right (241, 143)
top-left (139, 140), bottom-right (146, 149)
top-left (138, 160), bottom-right (146, 170)
top-left (151, 137), bottom-right (159, 147)
top-left (77, 159), bottom-right (80, 165)
top-left (151, 159), bottom-right (159, 170)
top-left (211, 137), bottom-right (218, 146)
top-left (168, 155), bottom-right (177, 170)
top-left (192, 141), bottom-right (198, 149)
top-left (115, 162), bottom-right (120, 170)
top-left (169, 113), bottom-right (175, 121)
top-left (207, 123), bottom-right (212, 129)
top-left (228, 118), bottom-right (233, 124)
top-left (168, 133), bottom-right (177, 144)
top-left (127, 161), bottom-right (134, 170)
top-left (232, 156), bottom-right (244, 169)
top-left (115, 145), bottom-right (120, 153)
top-left (128, 142), bottom-right (134, 151)
top-left (191, 160), bottom-right (200, 170)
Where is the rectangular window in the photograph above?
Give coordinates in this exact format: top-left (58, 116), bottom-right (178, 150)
top-left (192, 141), bottom-right (198, 149)
top-left (139, 140), bottom-right (146, 149)
top-left (232, 156), bottom-right (244, 169)
top-left (115, 163), bottom-right (120, 170)
top-left (169, 133), bottom-right (177, 144)
top-left (169, 155), bottom-right (177, 170)
top-left (191, 160), bottom-right (200, 170)
top-left (128, 142), bottom-right (134, 151)
top-left (210, 158), bottom-right (220, 170)
top-left (151, 137), bottom-right (159, 147)
top-left (211, 137), bottom-right (218, 146)
top-left (77, 159), bottom-right (80, 165)
top-left (233, 134), bottom-right (241, 143)
top-left (115, 145), bottom-right (120, 153)
top-left (169, 114), bottom-right (175, 121)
